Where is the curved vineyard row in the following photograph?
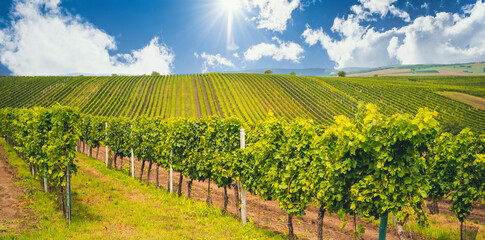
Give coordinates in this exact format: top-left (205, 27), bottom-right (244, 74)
top-left (0, 74), bottom-right (484, 132)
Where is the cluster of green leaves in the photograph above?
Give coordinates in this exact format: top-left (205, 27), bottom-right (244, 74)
top-left (0, 105), bottom-right (80, 189)
top-left (77, 103), bottom-right (485, 239)
top-left (106, 117), bottom-right (131, 168)
top-left (83, 114), bottom-right (243, 192)
top-left (239, 104), bottom-right (442, 238)
top-left (4, 101), bottom-right (483, 239)
top-left (349, 106), bottom-right (439, 224)
top-left (429, 129), bottom-right (485, 222)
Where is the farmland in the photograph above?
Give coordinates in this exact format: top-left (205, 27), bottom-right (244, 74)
top-left (0, 73), bottom-right (484, 133)
top-left (347, 62), bottom-right (485, 77)
top-left (1, 74), bottom-right (485, 239)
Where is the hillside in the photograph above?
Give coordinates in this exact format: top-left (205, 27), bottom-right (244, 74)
top-left (347, 62), bottom-right (485, 77)
top-left (0, 73), bottom-right (484, 132)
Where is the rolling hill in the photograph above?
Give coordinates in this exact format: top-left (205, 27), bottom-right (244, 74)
top-left (347, 62), bottom-right (485, 77)
top-left (0, 73), bottom-right (484, 133)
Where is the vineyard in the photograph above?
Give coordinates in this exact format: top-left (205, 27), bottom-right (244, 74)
top-left (0, 74), bottom-right (484, 133)
top-left (1, 103), bottom-right (484, 239)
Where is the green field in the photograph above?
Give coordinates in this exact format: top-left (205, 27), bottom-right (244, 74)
top-left (347, 62), bottom-right (485, 76)
top-left (1, 73), bottom-right (484, 132)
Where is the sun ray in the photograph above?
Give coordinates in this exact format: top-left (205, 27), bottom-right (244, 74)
top-left (218, 0), bottom-right (244, 50)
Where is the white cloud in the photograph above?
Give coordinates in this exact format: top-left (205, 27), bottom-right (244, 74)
top-left (244, 0), bottom-right (300, 32)
top-left (233, 52), bottom-right (240, 58)
top-left (0, 0), bottom-right (174, 75)
top-left (194, 52), bottom-right (234, 73)
top-left (421, 2), bottom-right (429, 9)
top-left (302, 18), bottom-right (400, 68)
top-left (302, 0), bottom-right (485, 68)
top-left (461, 3), bottom-right (475, 13)
top-left (353, 0), bottom-right (411, 22)
top-left (244, 37), bottom-right (304, 62)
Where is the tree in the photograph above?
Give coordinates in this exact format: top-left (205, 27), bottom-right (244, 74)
top-left (151, 71), bottom-right (160, 76)
top-left (264, 69), bottom-right (273, 74)
top-left (338, 71), bottom-right (346, 77)
top-left (290, 72), bottom-right (296, 76)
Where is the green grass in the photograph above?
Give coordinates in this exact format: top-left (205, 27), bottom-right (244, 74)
top-left (437, 91), bottom-right (485, 110)
top-left (410, 215), bottom-right (483, 240)
top-left (415, 70), bottom-right (439, 74)
top-left (364, 212), bottom-right (485, 240)
top-left (0, 140), bottom-right (284, 240)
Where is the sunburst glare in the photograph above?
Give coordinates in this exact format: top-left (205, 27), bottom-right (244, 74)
top-left (216, 0), bottom-right (246, 51)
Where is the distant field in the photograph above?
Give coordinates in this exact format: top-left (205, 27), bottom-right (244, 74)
top-left (438, 91), bottom-right (485, 110)
top-left (348, 68), bottom-right (412, 76)
top-left (0, 73), bottom-right (484, 133)
top-left (348, 62), bottom-right (485, 76)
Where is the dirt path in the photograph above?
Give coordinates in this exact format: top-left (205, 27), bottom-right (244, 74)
top-left (199, 76), bottom-right (213, 116)
top-left (206, 76), bottom-right (224, 118)
top-left (0, 143), bottom-right (32, 235)
top-left (192, 77), bottom-right (202, 118)
top-left (138, 77), bottom-right (154, 116)
top-left (83, 144), bottom-right (441, 240)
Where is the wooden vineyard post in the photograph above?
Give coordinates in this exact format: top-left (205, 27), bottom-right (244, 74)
top-left (240, 128), bottom-right (246, 225)
top-left (105, 122), bottom-right (108, 167)
top-left (43, 166), bottom-right (48, 193)
top-left (170, 151), bottom-right (173, 193)
top-left (131, 125), bottom-right (134, 178)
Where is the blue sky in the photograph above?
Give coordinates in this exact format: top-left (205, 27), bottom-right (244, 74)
top-left (0, 0), bottom-right (484, 75)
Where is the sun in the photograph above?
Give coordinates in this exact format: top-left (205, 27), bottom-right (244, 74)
top-left (198, 0), bottom-right (248, 51)
top-left (218, 0), bottom-right (244, 13)
top-left (216, 0), bottom-right (245, 50)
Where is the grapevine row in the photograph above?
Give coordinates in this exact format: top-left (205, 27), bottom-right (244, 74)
top-left (0, 106), bottom-right (79, 225)
top-left (1, 104), bottom-right (478, 239)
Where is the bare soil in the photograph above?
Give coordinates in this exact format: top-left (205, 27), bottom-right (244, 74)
top-left (138, 77), bottom-right (154, 116)
top-left (199, 76), bottom-right (213, 115)
top-left (82, 144), bottom-right (479, 240)
top-left (193, 77), bottom-right (202, 118)
top-left (348, 69), bottom-right (413, 77)
top-left (0, 143), bottom-right (34, 235)
top-left (206, 77), bottom-right (224, 118)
